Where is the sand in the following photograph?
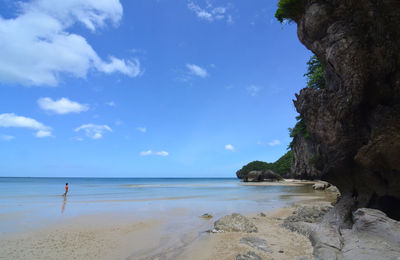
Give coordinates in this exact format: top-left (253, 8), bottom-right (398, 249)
top-left (0, 182), bottom-right (335, 260)
top-left (177, 208), bottom-right (314, 260)
top-left (0, 214), bottom-right (164, 260)
top-left (177, 197), bottom-right (335, 260)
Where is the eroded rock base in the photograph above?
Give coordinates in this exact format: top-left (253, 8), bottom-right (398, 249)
top-left (284, 205), bottom-right (400, 260)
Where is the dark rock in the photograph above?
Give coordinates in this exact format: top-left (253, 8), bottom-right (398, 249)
top-left (236, 251), bottom-right (262, 260)
top-left (214, 213), bottom-right (258, 233)
top-left (240, 236), bottom-right (272, 253)
top-left (243, 170), bottom-right (283, 182)
top-left (200, 213), bottom-right (213, 219)
top-left (278, 250), bottom-right (284, 253)
top-left (291, 0), bottom-right (400, 222)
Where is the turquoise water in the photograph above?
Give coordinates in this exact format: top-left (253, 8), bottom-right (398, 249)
top-left (0, 177), bottom-right (313, 234)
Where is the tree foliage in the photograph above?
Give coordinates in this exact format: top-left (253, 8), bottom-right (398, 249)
top-left (305, 55), bottom-right (325, 89)
top-left (236, 161), bottom-right (270, 179)
top-left (236, 151), bottom-right (294, 179)
top-left (275, 0), bottom-right (304, 23)
top-left (288, 115), bottom-right (309, 148)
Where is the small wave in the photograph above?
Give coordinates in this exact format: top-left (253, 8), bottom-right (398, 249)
top-left (119, 183), bottom-right (213, 188)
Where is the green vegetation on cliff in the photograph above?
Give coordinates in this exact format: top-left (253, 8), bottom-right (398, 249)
top-left (288, 115), bottom-right (309, 148)
top-left (275, 0), bottom-right (304, 23)
top-left (305, 55), bottom-right (325, 89)
top-left (288, 56), bottom-right (325, 148)
top-left (236, 150), bottom-right (294, 179)
top-left (236, 54), bottom-right (325, 179)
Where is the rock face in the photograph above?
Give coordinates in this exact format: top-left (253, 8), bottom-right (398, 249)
top-left (243, 170), bottom-right (284, 182)
top-left (214, 213), bottom-right (258, 233)
top-left (291, 135), bottom-right (321, 179)
top-left (290, 0), bottom-right (400, 222)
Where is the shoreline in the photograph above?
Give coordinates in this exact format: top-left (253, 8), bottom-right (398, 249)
top-left (238, 178), bottom-right (322, 186)
top-left (0, 181), bottom-right (337, 260)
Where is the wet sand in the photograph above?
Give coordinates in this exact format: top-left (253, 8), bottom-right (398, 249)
top-left (0, 181), bottom-right (335, 260)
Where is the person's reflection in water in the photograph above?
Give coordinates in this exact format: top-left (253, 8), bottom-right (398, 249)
top-left (61, 196), bottom-right (67, 213)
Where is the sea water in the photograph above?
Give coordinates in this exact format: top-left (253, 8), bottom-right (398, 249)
top-left (0, 177), bottom-right (313, 235)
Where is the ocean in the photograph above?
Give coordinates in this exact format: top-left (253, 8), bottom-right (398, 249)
top-left (0, 177), bottom-right (313, 235)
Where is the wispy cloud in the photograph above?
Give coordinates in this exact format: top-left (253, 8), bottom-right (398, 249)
top-left (74, 124), bottom-right (112, 139)
top-left (225, 144), bottom-right (235, 151)
top-left (1, 134), bottom-right (15, 141)
top-left (140, 150), bottom-right (169, 156)
top-left (0, 0), bottom-right (141, 86)
top-left (187, 1), bottom-right (234, 24)
top-left (268, 139), bottom-right (281, 146)
top-left (38, 97), bottom-right (89, 114)
top-left (106, 101), bottom-right (116, 107)
top-left (0, 113), bottom-right (52, 138)
top-left (186, 64), bottom-right (208, 78)
top-left (137, 127), bottom-right (147, 133)
top-left (247, 85), bottom-right (263, 96)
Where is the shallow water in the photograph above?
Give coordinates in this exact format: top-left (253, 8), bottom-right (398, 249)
top-left (0, 177), bottom-right (314, 235)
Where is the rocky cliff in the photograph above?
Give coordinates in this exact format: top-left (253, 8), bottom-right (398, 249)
top-left (288, 0), bottom-right (400, 223)
top-left (291, 134), bottom-right (321, 179)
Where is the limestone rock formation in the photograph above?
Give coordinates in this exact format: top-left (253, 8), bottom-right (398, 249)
top-left (213, 213), bottom-right (258, 233)
top-left (283, 206), bottom-right (400, 259)
top-left (243, 170), bottom-right (284, 182)
top-left (289, 0), bottom-right (400, 222)
top-left (291, 135), bottom-right (322, 179)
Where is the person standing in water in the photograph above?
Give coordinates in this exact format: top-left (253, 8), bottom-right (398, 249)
top-left (63, 183), bottom-right (69, 197)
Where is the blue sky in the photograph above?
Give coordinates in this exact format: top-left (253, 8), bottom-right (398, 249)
top-left (0, 0), bottom-right (311, 177)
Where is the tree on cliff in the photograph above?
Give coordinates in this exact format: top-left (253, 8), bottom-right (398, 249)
top-left (236, 151), bottom-right (294, 179)
top-left (275, 0), bottom-right (305, 23)
top-left (305, 56), bottom-right (325, 89)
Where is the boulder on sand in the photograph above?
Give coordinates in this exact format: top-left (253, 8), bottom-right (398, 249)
top-left (213, 213), bottom-right (258, 233)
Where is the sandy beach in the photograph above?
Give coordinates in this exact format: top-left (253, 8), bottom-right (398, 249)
top-left (0, 180), bottom-right (336, 260)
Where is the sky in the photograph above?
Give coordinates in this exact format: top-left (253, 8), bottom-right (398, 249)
top-left (0, 0), bottom-right (312, 177)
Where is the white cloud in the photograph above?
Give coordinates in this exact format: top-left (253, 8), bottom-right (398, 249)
top-left (74, 123), bottom-right (112, 139)
top-left (268, 139), bottom-right (281, 146)
top-left (36, 130), bottom-right (52, 138)
top-left (0, 0), bottom-right (141, 86)
top-left (187, 1), bottom-right (233, 24)
top-left (137, 127), bottom-right (147, 133)
top-left (1, 134), bottom-right (15, 141)
top-left (140, 150), bottom-right (169, 156)
top-left (247, 85), bottom-right (263, 96)
top-left (38, 97), bottom-right (89, 114)
top-left (0, 113), bottom-right (52, 138)
top-left (186, 64), bottom-right (208, 78)
top-left (106, 101), bottom-right (116, 107)
top-left (225, 144), bottom-right (235, 151)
